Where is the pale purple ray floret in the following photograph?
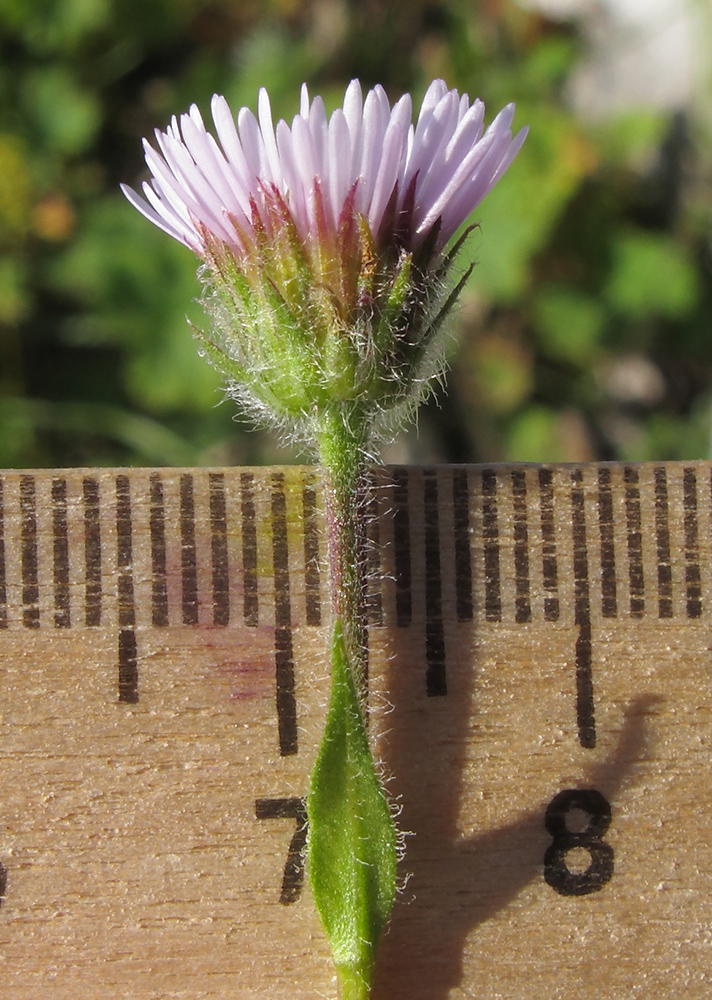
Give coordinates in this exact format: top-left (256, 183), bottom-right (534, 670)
top-left (122, 79), bottom-right (528, 260)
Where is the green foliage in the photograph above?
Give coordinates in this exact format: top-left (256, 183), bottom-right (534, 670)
top-left (22, 67), bottom-right (100, 154)
top-left (0, 0), bottom-right (711, 467)
top-left (605, 230), bottom-right (699, 321)
top-left (469, 108), bottom-right (594, 301)
top-left (534, 287), bottom-right (606, 365)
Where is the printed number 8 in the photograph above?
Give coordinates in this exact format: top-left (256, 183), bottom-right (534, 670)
top-left (544, 788), bottom-right (614, 897)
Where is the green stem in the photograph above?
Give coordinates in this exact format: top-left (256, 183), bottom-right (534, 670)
top-left (315, 404), bottom-right (369, 701)
top-left (307, 403), bottom-right (397, 1000)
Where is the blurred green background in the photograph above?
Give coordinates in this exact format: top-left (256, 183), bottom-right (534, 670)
top-left (1, 0), bottom-right (711, 469)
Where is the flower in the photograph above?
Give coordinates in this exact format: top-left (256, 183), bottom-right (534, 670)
top-left (122, 80), bottom-right (527, 442)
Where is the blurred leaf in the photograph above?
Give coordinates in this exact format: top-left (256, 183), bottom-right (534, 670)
top-left (0, 396), bottom-right (37, 467)
top-left (22, 66), bottom-right (100, 154)
top-left (47, 195), bottom-right (223, 414)
top-left (468, 108), bottom-right (596, 300)
top-left (220, 25), bottom-right (319, 120)
top-left (533, 286), bottom-right (606, 365)
top-left (620, 409), bottom-right (710, 463)
top-left (51, 0), bottom-right (112, 43)
top-left (596, 110), bottom-right (669, 170)
top-left (2, 0), bottom-right (142, 51)
top-left (464, 332), bottom-right (533, 415)
top-left (0, 133), bottom-right (31, 242)
top-left (507, 405), bottom-right (593, 463)
top-left (0, 396), bottom-right (199, 465)
top-left (521, 35), bottom-right (577, 94)
top-left (507, 404), bottom-right (560, 462)
top-left (605, 229), bottom-right (699, 321)
top-left (0, 256), bottom-right (29, 323)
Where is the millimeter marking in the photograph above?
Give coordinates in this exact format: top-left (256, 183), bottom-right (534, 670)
top-left (654, 467), bottom-right (673, 619)
top-left (271, 473), bottom-right (297, 757)
top-left (512, 469), bottom-right (532, 625)
top-left (571, 469), bottom-right (595, 749)
top-left (365, 473), bottom-right (384, 628)
top-left (83, 477), bottom-right (102, 628)
top-left (116, 475), bottom-right (135, 630)
top-left (149, 473), bottom-right (169, 628)
top-left (597, 467), bottom-right (617, 619)
top-left (424, 469), bottom-right (446, 696)
top-left (20, 475), bottom-right (39, 630)
top-left (209, 473), bottom-right (230, 627)
top-left (624, 467), bottom-right (645, 618)
top-left (241, 472), bottom-right (259, 628)
top-left (481, 468), bottom-right (501, 623)
top-left (537, 469), bottom-right (560, 622)
top-left (683, 468), bottom-right (702, 619)
top-left (180, 474), bottom-right (199, 627)
top-left (393, 468), bottom-right (412, 628)
top-left (452, 468), bottom-right (473, 623)
top-left (116, 475), bottom-right (138, 704)
top-left (302, 473), bottom-right (321, 628)
top-left (51, 478), bottom-right (71, 629)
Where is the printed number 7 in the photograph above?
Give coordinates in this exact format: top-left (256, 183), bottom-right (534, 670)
top-left (255, 797), bottom-right (308, 904)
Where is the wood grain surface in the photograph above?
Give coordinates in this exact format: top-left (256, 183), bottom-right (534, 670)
top-left (0, 463), bottom-right (710, 998)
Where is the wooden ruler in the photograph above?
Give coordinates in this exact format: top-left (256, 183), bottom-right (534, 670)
top-left (0, 462), bottom-right (710, 999)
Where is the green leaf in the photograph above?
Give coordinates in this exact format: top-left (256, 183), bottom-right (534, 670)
top-left (533, 286), bottom-right (606, 365)
top-left (605, 229), bottom-right (699, 321)
top-left (307, 620), bottom-right (397, 1000)
top-left (22, 66), bottom-right (99, 154)
top-left (467, 107), bottom-right (594, 300)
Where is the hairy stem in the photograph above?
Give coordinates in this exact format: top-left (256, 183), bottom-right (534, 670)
top-left (306, 403), bottom-right (397, 999)
top-left (316, 404), bottom-right (370, 700)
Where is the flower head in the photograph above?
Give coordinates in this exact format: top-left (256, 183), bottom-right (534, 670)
top-left (122, 80), bottom-right (527, 442)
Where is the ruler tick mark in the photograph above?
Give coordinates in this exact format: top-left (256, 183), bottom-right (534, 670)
top-left (624, 467), bottom-right (645, 618)
top-left (0, 478), bottom-right (7, 629)
top-left (365, 474), bottom-right (383, 628)
top-left (52, 478), bottom-right (71, 628)
top-left (453, 468), bottom-right (473, 622)
top-left (302, 473), bottom-right (321, 627)
top-left (683, 468), bottom-right (701, 619)
top-left (271, 473), bottom-right (297, 757)
top-left (118, 628), bottom-right (139, 704)
top-left (149, 473), bottom-right (169, 627)
top-left (512, 470), bottom-right (532, 624)
top-left (240, 472), bottom-right (258, 627)
top-left (481, 469), bottom-right (501, 623)
top-left (116, 476), bottom-right (138, 704)
top-left (538, 469), bottom-right (560, 622)
top-left (20, 475), bottom-right (40, 629)
top-left (654, 467), bottom-right (673, 619)
top-left (180, 474), bottom-right (199, 626)
top-left (116, 475), bottom-right (135, 629)
top-left (83, 478), bottom-right (102, 626)
top-left (393, 468), bottom-right (412, 627)
top-left (209, 473), bottom-right (230, 627)
top-left (424, 469), bottom-right (446, 696)
top-left (571, 469), bottom-right (596, 749)
top-left (597, 467), bottom-right (617, 618)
